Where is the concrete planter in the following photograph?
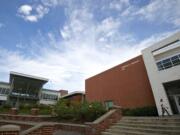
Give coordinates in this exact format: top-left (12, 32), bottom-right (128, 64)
top-left (31, 108), bottom-right (39, 115)
top-left (0, 124), bottom-right (20, 135)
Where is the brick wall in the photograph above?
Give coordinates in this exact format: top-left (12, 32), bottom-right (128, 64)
top-left (85, 108), bottom-right (122, 135)
top-left (0, 125), bottom-right (20, 135)
top-left (86, 55), bottom-right (155, 108)
top-left (54, 123), bottom-right (87, 134)
top-left (59, 90), bottom-right (68, 96)
top-left (0, 108), bottom-right (122, 135)
top-left (0, 130), bottom-right (19, 135)
top-left (21, 122), bottom-right (87, 135)
top-left (24, 125), bottom-right (54, 135)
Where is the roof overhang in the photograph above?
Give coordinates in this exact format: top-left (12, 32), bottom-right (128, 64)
top-left (60, 91), bottom-right (85, 99)
top-left (10, 71), bottom-right (48, 83)
top-left (9, 71), bottom-right (48, 92)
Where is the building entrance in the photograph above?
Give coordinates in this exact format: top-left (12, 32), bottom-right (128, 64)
top-left (174, 95), bottom-right (180, 113)
top-left (164, 80), bottom-right (180, 115)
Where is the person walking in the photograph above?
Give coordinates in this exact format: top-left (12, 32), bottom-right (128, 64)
top-left (160, 99), bottom-right (170, 116)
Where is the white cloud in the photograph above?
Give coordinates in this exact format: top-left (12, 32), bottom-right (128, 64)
top-left (109, 0), bottom-right (130, 11)
top-left (25, 15), bottom-right (38, 22)
top-left (0, 30), bottom-right (176, 91)
top-left (18, 5), bottom-right (32, 15)
top-left (36, 5), bottom-right (49, 18)
top-left (2, 0), bottom-right (179, 92)
top-left (41, 0), bottom-right (60, 7)
top-left (0, 23), bottom-right (5, 28)
top-left (1, 2), bottom-right (178, 91)
top-left (17, 4), bottom-right (49, 22)
top-left (98, 17), bottom-right (121, 33)
top-left (127, 0), bottom-right (180, 27)
top-left (173, 18), bottom-right (180, 27)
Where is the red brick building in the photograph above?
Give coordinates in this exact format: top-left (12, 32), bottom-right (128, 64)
top-left (85, 55), bottom-right (155, 109)
top-left (60, 91), bottom-right (85, 103)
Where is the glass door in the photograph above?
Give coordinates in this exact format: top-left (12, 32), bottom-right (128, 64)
top-left (174, 95), bottom-right (180, 114)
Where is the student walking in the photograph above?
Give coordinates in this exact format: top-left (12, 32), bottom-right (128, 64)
top-left (160, 99), bottom-right (170, 116)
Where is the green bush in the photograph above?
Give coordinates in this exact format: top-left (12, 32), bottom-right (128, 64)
top-left (79, 101), bottom-right (106, 121)
top-left (122, 106), bottom-right (158, 116)
top-left (0, 104), bottom-right (11, 114)
top-left (19, 104), bottom-right (31, 114)
top-left (38, 104), bottom-right (52, 115)
top-left (54, 100), bottom-right (106, 122)
top-left (54, 99), bottom-right (77, 120)
top-left (0, 103), bottom-right (52, 115)
top-left (18, 104), bottom-right (52, 115)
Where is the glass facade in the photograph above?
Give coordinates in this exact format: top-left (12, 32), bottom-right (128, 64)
top-left (156, 53), bottom-right (180, 71)
top-left (41, 93), bottom-right (58, 101)
top-left (0, 87), bottom-right (9, 95)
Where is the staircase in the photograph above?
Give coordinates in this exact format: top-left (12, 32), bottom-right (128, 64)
top-left (102, 116), bottom-right (180, 135)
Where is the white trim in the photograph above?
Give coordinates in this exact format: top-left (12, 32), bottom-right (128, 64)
top-left (10, 71), bottom-right (48, 82)
top-left (152, 40), bottom-right (180, 56)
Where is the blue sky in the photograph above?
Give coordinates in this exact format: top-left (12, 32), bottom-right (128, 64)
top-left (0, 0), bottom-right (179, 91)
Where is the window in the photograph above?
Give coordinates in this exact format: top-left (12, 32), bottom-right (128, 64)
top-left (162, 58), bottom-right (172, 69)
top-left (171, 56), bottom-right (180, 66)
top-left (157, 61), bottom-right (164, 70)
top-left (156, 53), bottom-right (180, 71)
top-left (0, 88), bottom-right (9, 95)
top-left (41, 93), bottom-right (58, 101)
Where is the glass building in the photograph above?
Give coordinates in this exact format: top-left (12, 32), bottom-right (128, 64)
top-left (0, 72), bottom-right (61, 107)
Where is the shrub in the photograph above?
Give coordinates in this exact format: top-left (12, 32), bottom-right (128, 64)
top-left (18, 104), bottom-right (52, 115)
top-left (54, 100), bottom-right (106, 122)
top-left (0, 103), bottom-right (11, 114)
top-left (38, 104), bottom-right (52, 115)
top-left (19, 104), bottom-right (31, 114)
top-left (54, 99), bottom-right (76, 120)
top-left (79, 101), bottom-right (106, 121)
top-left (122, 106), bottom-right (158, 116)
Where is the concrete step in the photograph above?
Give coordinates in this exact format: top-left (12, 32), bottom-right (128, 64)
top-left (102, 130), bottom-right (166, 135)
top-left (108, 126), bottom-right (180, 135)
top-left (101, 116), bottom-right (180, 135)
top-left (114, 123), bottom-right (180, 130)
top-left (121, 116), bottom-right (180, 122)
top-left (117, 120), bottom-right (180, 126)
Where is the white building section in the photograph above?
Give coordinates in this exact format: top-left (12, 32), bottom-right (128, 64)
top-left (39, 89), bottom-right (60, 105)
top-left (0, 82), bottom-right (10, 105)
top-left (142, 32), bottom-right (180, 116)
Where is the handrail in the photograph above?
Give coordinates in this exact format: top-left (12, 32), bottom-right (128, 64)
top-left (20, 122), bottom-right (54, 135)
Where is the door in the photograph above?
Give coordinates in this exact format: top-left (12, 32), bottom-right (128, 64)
top-left (105, 100), bottom-right (114, 109)
top-left (174, 95), bottom-right (180, 114)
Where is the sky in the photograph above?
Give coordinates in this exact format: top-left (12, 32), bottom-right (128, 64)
top-left (0, 0), bottom-right (180, 92)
